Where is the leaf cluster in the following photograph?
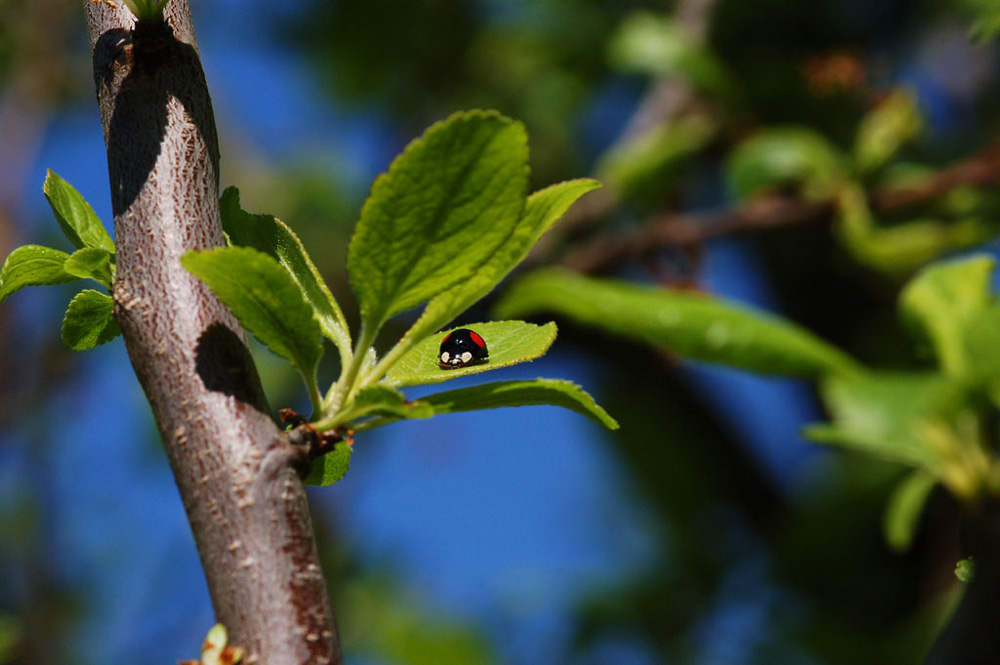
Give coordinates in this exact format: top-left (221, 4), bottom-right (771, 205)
top-left (1, 112), bottom-right (617, 488)
top-left (0, 170), bottom-right (120, 350)
top-left (496, 254), bottom-right (1000, 552)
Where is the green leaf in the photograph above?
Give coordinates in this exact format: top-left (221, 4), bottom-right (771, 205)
top-left (422, 378), bottom-right (618, 429)
top-left (727, 127), bottom-right (847, 200)
top-left (61, 289), bottom-right (121, 350)
top-left (220, 187), bottom-right (351, 362)
top-left (804, 371), bottom-right (969, 471)
top-left (338, 384), bottom-right (435, 425)
top-left (962, 305), bottom-right (1000, 406)
top-left (899, 255), bottom-right (994, 377)
top-left (384, 320), bottom-right (558, 387)
top-left (883, 470), bottom-right (937, 552)
top-left (494, 268), bottom-right (856, 378)
top-left (595, 114), bottom-right (716, 199)
top-left (385, 179), bottom-right (600, 375)
top-left (181, 247), bottom-right (323, 383)
top-left (608, 11), bottom-right (734, 100)
top-left (43, 170), bottom-right (115, 253)
top-left (854, 89), bottom-right (923, 174)
top-left (303, 441), bottom-right (353, 486)
top-left (836, 185), bottom-right (994, 274)
top-left (956, 557), bottom-right (976, 582)
top-left (64, 248), bottom-right (114, 288)
top-left (0, 245), bottom-right (76, 302)
top-left (347, 110), bottom-right (529, 329)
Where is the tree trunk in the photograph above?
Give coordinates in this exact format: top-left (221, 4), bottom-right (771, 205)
top-left (84, 2), bottom-right (341, 663)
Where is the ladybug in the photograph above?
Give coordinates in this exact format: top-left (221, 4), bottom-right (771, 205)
top-left (438, 328), bottom-right (489, 369)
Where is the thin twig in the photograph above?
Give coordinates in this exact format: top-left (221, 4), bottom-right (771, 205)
top-left (560, 142), bottom-right (1000, 274)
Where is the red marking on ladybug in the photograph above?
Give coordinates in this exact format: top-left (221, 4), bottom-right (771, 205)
top-left (438, 328), bottom-right (489, 369)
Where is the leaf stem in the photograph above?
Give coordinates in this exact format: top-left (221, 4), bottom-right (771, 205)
top-left (325, 320), bottom-right (378, 414)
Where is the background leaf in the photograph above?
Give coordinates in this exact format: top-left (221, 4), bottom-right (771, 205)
top-left (43, 170), bottom-right (115, 253)
top-left (853, 89), bottom-right (923, 174)
top-left (494, 268), bottom-right (856, 378)
top-left (0, 245), bottom-right (75, 302)
top-left (883, 470), bottom-right (937, 553)
top-left (61, 290), bottom-right (121, 350)
top-left (726, 127), bottom-right (847, 200)
top-left (181, 247), bottom-right (323, 381)
top-left (63, 248), bottom-right (114, 288)
top-left (384, 320), bottom-right (558, 387)
top-left (899, 255), bottom-right (994, 378)
top-left (804, 371), bottom-right (969, 471)
top-left (421, 379), bottom-right (618, 429)
top-left (347, 110), bottom-right (529, 328)
top-left (220, 187), bottom-right (352, 361)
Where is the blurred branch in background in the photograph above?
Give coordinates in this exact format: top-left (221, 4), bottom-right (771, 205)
top-left (558, 141), bottom-right (1000, 274)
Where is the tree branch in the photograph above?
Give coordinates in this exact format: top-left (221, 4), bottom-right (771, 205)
top-left (84, 3), bottom-right (340, 663)
top-left (558, 142), bottom-right (1000, 274)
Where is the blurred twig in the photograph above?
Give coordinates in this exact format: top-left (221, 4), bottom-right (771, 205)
top-left (557, 142), bottom-right (1000, 274)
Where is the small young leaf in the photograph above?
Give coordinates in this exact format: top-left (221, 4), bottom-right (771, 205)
top-left (0, 245), bottom-right (76, 302)
top-left (181, 247), bottom-right (323, 381)
top-left (348, 110), bottom-right (529, 329)
top-left (804, 371), bottom-right (968, 471)
top-left (384, 320), bottom-right (558, 388)
top-left (899, 255), bottom-right (994, 378)
top-left (303, 441), bottom-right (353, 486)
top-left (727, 128), bottom-right (847, 200)
top-left (64, 248), bottom-right (114, 288)
top-left (854, 89), bottom-right (922, 174)
top-left (391, 179), bottom-right (600, 369)
top-left (883, 470), bottom-right (937, 552)
top-left (61, 289), bottom-right (121, 350)
top-left (43, 170), bottom-right (115, 253)
top-left (422, 378), bottom-right (618, 429)
top-left (495, 269), bottom-right (856, 378)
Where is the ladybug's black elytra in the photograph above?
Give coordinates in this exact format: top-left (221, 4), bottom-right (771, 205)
top-left (438, 328), bottom-right (489, 369)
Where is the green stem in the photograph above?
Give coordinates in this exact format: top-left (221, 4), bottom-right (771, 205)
top-left (325, 320), bottom-right (379, 414)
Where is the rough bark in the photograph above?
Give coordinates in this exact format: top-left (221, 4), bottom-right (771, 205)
top-left (84, 3), bottom-right (341, 663)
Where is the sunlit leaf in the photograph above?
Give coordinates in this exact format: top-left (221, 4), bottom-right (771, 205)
top-left (61, 289), bottom-right (121, 350)
top-left (390, 179), bottom-right (599, 370)
top-left (220, 187), bottom-right (351, 361)
top-left (348, 110), bottom-right (529, 330)
top-left (181, 247), bottom-right (323, 382)
top-left (0, 245), bottom-right (76, 303)
top-left (43, 170), bottom-right (115, 253)
top-left (384, 320), bottom-right (558, 387)
top-left (64, 248), bottom-right (114, 289)
top-left (495, 268), bottom-right (856, 378)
